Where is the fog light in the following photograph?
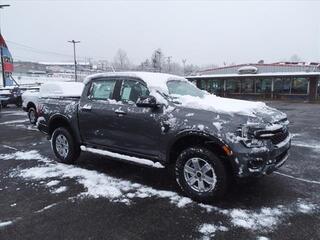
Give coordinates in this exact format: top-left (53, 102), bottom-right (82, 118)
top-left (248, 158), bottom-right (265, 169)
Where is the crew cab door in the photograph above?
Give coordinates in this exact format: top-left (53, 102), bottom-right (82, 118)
top-left (78, 77), bottom-right (121, 147)
top-left (112, 78), bottom-right (164, 158)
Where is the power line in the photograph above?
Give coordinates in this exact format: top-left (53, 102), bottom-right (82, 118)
top-left (7, 40), bottom-right (74, 58)
top-left (6, 39), bottom-right (109, 61)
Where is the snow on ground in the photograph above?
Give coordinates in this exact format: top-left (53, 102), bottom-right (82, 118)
top-left (50, 186), bottom-right (68, 194)
top-left (35, 203), bottom-right (58, 213)
top-left (230, 207), bottom-right (283, 230)
top-left (0, 119), bottom-right (29, 125)
top-left (0, 221), bottom-right (13, 228)
top-left (1, 149), bottom-right (319, 236)
top-left (198, 223), bottom-right (228, 239)
top-left (291, 141), bottom-right (320, 152)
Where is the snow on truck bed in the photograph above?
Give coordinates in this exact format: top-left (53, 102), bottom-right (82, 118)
top-left (39, 82), bottom-right (84, 98)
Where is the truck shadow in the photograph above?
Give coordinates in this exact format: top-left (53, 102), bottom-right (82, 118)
top-left (75, 152), bottom-right (301, 209)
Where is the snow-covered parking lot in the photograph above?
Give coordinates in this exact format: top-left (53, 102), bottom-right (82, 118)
top-left (0, 102), bottom-right (319, 240)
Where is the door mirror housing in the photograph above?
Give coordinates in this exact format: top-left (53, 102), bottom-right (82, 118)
top-left (136, 95), bottom-right (159, 108)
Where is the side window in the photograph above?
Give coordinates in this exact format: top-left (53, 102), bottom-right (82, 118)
top-left (120, 80), bottom-right (149, 103)
top-left (89, 79), bottom-right (116, 100)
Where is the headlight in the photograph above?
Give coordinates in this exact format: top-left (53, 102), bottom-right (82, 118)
top-left (240, 124), bottom-right (266, 148)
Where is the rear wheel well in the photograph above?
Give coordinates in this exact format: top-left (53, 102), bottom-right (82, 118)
top-left (169, 135), bottom-right (234, 174)
top-left (49, 117), bottom-right (72, 137)
top-left (27, 102), bottom-right (36, 111)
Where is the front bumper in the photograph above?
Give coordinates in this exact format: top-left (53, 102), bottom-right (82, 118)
top-left (233, 134), bottom-right (291, 177)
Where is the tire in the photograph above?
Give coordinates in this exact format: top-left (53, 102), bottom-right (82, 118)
top-left (28, 107), bottom-right (37, 125)
top-left (51, 127), bottom-right (80, 164)
top-left (175, 147), bottom-right (228, 203)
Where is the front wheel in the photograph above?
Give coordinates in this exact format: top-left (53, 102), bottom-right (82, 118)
top-left (175, 147), bottom-right (228, 203)
top-left (51, 127), bottom-right (80, 164)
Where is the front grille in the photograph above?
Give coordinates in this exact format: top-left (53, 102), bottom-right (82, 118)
top-left (255, 127), bottom-right (289, 145)
top-left (270, 130), bottom-right (289, 144)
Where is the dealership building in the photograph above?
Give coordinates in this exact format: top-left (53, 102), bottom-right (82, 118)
top-left (186, 62), bottom-right (320, 101)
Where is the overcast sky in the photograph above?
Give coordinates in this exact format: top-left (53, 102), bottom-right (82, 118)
top-left (2, 0), bottom-right (320, 66)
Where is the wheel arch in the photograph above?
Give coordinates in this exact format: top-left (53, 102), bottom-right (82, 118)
top-left (167, 131), bottom-right (235, 174)
top-left (26, 101), bottom-right (36, 111)
top-left (48, 114), bottom-right (81, 144)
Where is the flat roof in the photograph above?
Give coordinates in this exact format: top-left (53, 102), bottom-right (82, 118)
top-left (186, 71), bottom-right (320, 79)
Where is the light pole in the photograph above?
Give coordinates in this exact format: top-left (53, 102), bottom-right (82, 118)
top-left (68, 40), bottom-right (80, 82)
top-left (0, 4), bottom-right (10, 87)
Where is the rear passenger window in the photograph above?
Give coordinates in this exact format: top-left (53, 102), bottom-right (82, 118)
top-left (89, 80), bottom-right (116, 100)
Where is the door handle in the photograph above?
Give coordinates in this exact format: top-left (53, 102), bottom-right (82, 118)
top-left (114, 109), bottom-right (127, 115)
top-left (81, 105), bottom-right (92, 111)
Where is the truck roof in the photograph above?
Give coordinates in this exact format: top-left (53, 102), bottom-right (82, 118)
top-left (84, 71), bottom-right (187, 92)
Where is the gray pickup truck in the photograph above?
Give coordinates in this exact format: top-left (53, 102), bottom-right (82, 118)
top-left (37, 72), bottom-right (291, 202)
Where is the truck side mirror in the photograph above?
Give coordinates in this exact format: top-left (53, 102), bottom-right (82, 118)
top-left (136, 95), bottom-right (158, 108)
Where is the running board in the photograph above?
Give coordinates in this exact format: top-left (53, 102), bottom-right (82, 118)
top-left (80, 145), bottom-right (165, 169)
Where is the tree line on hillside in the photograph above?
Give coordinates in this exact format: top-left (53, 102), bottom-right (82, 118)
top-left (98, 48), bottom-right (216, 76)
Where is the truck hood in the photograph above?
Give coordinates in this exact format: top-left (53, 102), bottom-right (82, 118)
top-left (172, 94), bottom-right (287, 127)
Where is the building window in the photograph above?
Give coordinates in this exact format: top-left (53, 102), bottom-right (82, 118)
top-left (207, 79), bottom-right (223, 94)
top-left (291, 77), bottom-right (308, 94)
top-left (226, 78), bottom-right (241, 93)
top-left (241, 78), bottom-right (255, 93)
top-left (274, 77), bottom-right (291, 94)
top-left (199, 79), bottom-right (207, 91)
top-left (256, 78), bottom-right (272, 93)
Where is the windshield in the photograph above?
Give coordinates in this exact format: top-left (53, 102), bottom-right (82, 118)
top-left (167, 80), bottom-right (205, 98)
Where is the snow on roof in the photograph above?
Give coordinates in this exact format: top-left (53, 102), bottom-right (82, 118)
top-left (187, 71), bottom-right (320, 79)
top-left (84, 71), bottom-right (187, 92)
top-left (39, 82), bottom-right (84, 98)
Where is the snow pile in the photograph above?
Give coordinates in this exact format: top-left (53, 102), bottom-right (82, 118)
top-left (174, 94), bottom-right (268, 116)
top-left (198, 223), bottom-right (228, 239)
top-left (230, 207), bottom-right (283, 230)
top-left (50, 186), bottom-right (67, 194)
top-left (297, 202), bottom-right (317, 213)
top-left (0, 150), bottom-right (46, 161)
top-left (0, 221), bottom-right (13, 228)
top-left (3, 150), bottom-right (320, 235)
top-left (39, 82), bottom-right (84, 98)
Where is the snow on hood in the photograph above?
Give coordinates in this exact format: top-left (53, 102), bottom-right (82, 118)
top-left (174, 94), bottom-right (271, 117)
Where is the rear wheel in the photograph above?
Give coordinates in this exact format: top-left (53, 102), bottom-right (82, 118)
top-left (175, 147), bottom-right (228, 203)
top-left (28, 107), bottom-right (37, 124)
top-left (51, 127), bottom-right (80, 164)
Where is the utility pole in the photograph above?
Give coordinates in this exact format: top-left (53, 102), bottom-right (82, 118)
top-left (166, 56), bottom-right (172, 73)
top-left (68, 40), bottom-right (80, 82)
top-left (0, 4), bottom-right (10, 88)
top-left (182, 59), bottom-right (187, 75)
top-left (155, 50), bottom-right (161, 72)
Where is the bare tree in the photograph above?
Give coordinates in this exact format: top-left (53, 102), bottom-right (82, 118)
top-left (290, 54), bottom-right (301, 62)
top-left (113, 49), bottom-right (130, 71)
top-left (151, 48), bottom-right (163, 72)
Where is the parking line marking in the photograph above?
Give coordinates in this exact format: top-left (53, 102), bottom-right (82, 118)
top-left (275, 171), bottom-right (320, 185)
